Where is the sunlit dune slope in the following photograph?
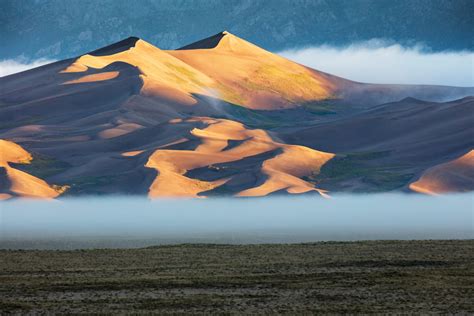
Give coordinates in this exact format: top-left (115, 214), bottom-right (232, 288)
top-left (409, 150), bottom-right (474, 195)
top-left (62, 37), bottom-right (215, 98)
top-left (170, 31), bottom-right (474, 109)
top-left (0, 140), bottom-right (62, 199)
top-left (168, 31), bottom-right (336, 110)
top-left (145, 118), bottom-right (334, 197)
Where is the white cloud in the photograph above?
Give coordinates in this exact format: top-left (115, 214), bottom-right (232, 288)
top-left (278, 41), bottom-right (474, 87)
top-left (0, 58), bottom-right (56, 77)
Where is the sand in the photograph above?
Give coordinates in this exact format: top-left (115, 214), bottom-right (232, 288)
top-left (145, 118), bottom-right (334, 197)
top-left (0, 31), bottom-right (472, 198)
top-left (0, 140), bottom-right (60, 199)
top-left (409, 150), bottom-right (474, 194)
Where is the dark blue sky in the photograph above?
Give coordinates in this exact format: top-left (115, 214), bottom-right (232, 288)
top-left (1, 0), bottom-right (473, 60)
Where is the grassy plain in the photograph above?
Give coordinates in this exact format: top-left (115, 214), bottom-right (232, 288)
top-left (0, 240), bottom-right (472, 314)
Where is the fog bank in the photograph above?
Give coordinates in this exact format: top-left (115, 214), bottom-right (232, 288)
top-left (1, 194), bottom-right (472, 249)
top-left (0, 58), bottom-right (56, 77)
top-left (279, 41), bottom-right (474, 86)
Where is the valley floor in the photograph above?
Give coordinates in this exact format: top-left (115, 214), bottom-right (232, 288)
top-left (0, 240), bottom-right (473, 314)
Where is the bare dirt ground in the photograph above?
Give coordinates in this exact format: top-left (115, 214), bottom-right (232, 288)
top-left (0, 240), bottom-right (473, 314)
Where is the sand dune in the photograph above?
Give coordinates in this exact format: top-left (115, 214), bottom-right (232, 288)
top-left (409, 150), bottom-right (474, 195)
top-left (238, 146), bottom-right (333, 197)
top-left (145, 118), bottom-right (333, 197)
top-left (280, 97), bottom-right (474, 193)
top-left (282, 97), bottom-right (474, 159)
top-left (169, 31), bottom-right (336, 110)
top-left (0, 32), bottom-right (472, 198)
top-left (0, 140), bottom-right (62, 199)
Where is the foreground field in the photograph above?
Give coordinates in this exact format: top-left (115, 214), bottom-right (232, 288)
top-left (0, 240), bottom-right (473, 314)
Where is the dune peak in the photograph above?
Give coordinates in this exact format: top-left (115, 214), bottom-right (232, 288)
top-left (178, 31), bottom-right (228, 50)
top-left (88, 36), bottom-right (142, 56)
top-left (177, 31), bottom-right (263, 54)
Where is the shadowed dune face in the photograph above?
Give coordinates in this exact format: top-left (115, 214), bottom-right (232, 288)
top-left (281, 98), bottom-right (474, 158)
top-left (409, 150), bottom-right (474, 195)
top-left (279, 97), bottom-right (474, 193)
top-left (0, 32), bottom-right (473, 198)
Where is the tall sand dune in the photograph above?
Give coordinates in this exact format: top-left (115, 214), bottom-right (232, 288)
top-left (0, 32), bottom-right (472, 198)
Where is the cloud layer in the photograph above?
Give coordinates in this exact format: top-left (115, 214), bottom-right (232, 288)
top-left (0, 59), bottom-right (56, 77)
top-left (279, 41), bottom-right (473, 87)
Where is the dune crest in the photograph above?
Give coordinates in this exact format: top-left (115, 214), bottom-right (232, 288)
top-left (179, 31), bottom-right (273, 55)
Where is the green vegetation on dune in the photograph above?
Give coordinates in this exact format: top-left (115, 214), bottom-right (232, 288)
top-left (241, 64), bottom-right (329, 103)
top-left (65, 175), bottom-right (123, 195)
top-left (13, 153), bottom-right (71, 179)
top-left (303, 100), bottom-right (338, 115)
top-left (215, 82), bottom-right (247, 106)
top-left (305, 151), bottom-right (415, 192)
top-left (214, 98), bottom-right (340, 130)
top-left (223, 104), bottom-right (285, 129)
top-left (199, 182), bottom-right (236, 197)
top-left (164, 62), bottom-right (204, 87)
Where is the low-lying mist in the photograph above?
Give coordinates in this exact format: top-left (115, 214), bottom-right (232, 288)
top-left (1, 194), bottom-right (472, 249)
